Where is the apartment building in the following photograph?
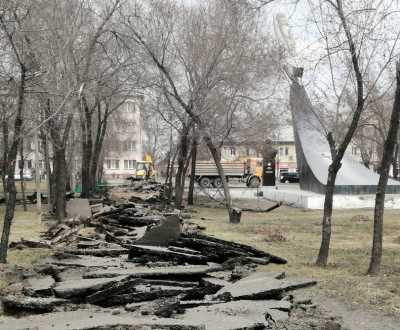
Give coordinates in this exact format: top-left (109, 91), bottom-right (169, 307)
top-left (102, 98), bottom-right (144, 182)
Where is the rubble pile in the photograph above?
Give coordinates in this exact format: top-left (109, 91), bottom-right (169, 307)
top-left (111, 180), bottom-right (168, 204)
top-left (1, 197), bottom-right (330, 330)
top-left (10, 217), bottom-right (87, 250)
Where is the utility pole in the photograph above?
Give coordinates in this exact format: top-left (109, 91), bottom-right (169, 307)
top-left (34, 132), bottom-right (41, 213)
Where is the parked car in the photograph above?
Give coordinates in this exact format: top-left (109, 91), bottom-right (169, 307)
top-left (280, 172), bottom-right (299, 183)
top-left (5, 171), bottom-right (33, 181)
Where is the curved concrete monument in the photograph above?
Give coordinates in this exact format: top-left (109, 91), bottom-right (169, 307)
top-left (290, 80), bottom-right (400, 194)
top-left (274, 13), bottom-right (400, 195)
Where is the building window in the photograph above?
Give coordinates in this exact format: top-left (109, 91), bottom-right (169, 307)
top-left (230, 147), bottom-right (236, 156)
top-left (123, 160), bottom-right (137, 169)
top-left (352, 147), bottom-right (358, 155)
top-left (285, 147), bottom-right (289, 156)
top-left (129, 160), bottom-right (136, 169)
top-left (106, 159), bottom-right (122, 169)
top-left (27, 160), bottom-right (32, 169)
top-left (123, 141), bottom-right (137, 152)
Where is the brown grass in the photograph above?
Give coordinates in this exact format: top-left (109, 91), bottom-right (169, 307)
top-left (191, 203), bottom-right (400, 317)
top-left (0, 204), bottom-right (52, 267)
top-left (0, 180), bottom-right (48, 194)
top-left (1, 200), bottom-right (400, 317)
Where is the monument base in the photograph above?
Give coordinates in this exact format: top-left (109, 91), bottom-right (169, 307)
top-left (194, 186), bottom-right (400, 209)
top-left (262, 187), bottom-right (400, 209)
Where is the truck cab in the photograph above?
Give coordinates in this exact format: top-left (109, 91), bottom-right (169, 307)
top-left (135, 161), bottom-right (155, 180)
top-left (126, 161), bottom-right (155, 182)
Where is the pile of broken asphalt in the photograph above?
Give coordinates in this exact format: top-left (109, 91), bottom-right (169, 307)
top-left (0, 196), bottom-right (345, 330)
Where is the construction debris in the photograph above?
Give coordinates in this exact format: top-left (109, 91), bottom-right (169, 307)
top-left (110, 180), bottom-right (168, 204)
top-left (9, 239), bottom-right (52, 249)
top-left (214, 272), bottom-right (317, 300)
top-left (22, 276), bottom-right (55, 297)
top-left (2, 295), bottom-right (69, 313)
top-left (66, 198), bottom-right (91, 219)
top-left (1, 187), bottom-right (331, 330)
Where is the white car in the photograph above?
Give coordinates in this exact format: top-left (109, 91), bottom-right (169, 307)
top-left (14, 173), bottom-right (33, 181)
top-left (5, 170), bottom-right (33, 181)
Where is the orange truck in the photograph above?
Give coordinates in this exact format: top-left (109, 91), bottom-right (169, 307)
top-left (192, 158), bottom-right (262, 188)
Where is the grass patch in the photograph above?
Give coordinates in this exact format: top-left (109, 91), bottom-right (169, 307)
top-left (0, 204), bottom-right (52, 267)
top-left (191, 204), bottom-right (400, 317)
top-left (0, 279), bottom-right (7, 290)
top-left (1, 180), bottom-right (48, 194)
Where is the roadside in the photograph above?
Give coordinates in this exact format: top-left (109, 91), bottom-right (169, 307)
top-left (188, 201), bottom-right (400, 324)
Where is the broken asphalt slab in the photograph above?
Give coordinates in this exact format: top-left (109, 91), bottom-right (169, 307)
top-left (1, 295), bottom-right (69, 312)
top-left (22, 275), bottom-right (56, 297)
top-left (103, 284), bottom-right (194, 306)
top-left (54, 276), bottom-right (128, 298)
top-left (85, 277), bottom-right (142, 304)
top-left (63, 247), bottom-right (129, 257)
top-left (215, 272), bottom-right (317, 300)
top-left (135, 214), bottom-right (182, 246)
top-left (83, 263), bottom-right (223, 279)
top-left (128, 244), bottom-right (209, 264)
top-left (66, 198), bottom-right (91, 220)
top-left (182, 233), bottom-right (287, 264)
top-left (0, 310), bottom-right (205, 330)
top-left (179, 299), bottom-right (292, 329)
top-left (44, 254), bottom-right (125, 268)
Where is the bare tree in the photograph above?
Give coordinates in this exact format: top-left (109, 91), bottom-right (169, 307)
top-left (368, 62), bottom-right (400, 275)
top-left (119, 0), bottom-right (279, 221)
top-left (304, 0), bottom-right (400, 266)
top-left (0, 1), bottom-right (30, 262)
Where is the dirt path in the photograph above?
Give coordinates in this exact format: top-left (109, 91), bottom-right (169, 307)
top-left (313, 295), bottom-right (400, 330)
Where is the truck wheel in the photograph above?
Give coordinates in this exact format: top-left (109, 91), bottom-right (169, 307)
top-left (213, 177), bottom-right (223, 188)
top-left (199, 177), bottom-right (212, 188)
top-left (248, 176), bottom-right (261, 188)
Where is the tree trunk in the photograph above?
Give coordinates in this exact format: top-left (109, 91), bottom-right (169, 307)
top-left (316, 166), bottom-right (338, 266)
top-left (19, 142), bottom-right (27, 211)
top-left (80, 144), bottom-right (92, 197)
top-left (360, 149), bottom-right (371, 169)
top-left (165, 151), bottom-right (171, 186)
top-left (2, 121), bottom-right (8, 201)
top-left (42, 134), bottom-right (53, 213)
top-left (188, 136), bottom-right (197, 205)
top-left (80, 100), bottom-right (93, 198)
top-left (168, 151), bottom-right (177, 202)
top-left (165, 129), bottom-right (174, 187)
top-left (53, 147), bottom-right (67, 221)
top-left (315, 0), bottom-right (366, 267)
top-left (392, 143), bottom-right (399, 179)
top-left (203, 134), bottom-right (234, 222)
top-left (1, 174), bottom-right (6, 201)
top-left (0, 173), bottom-right (17, 263)
top-left (90, 116), bottom-right (107, 195)
top-left (368, 63), bottom-right (400, 275)
top-left (0, 66), bottom-right (25, 263)
top-left (174, 129), bottom-right (189, 208)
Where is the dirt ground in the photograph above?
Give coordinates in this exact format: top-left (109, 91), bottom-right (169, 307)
top-left (189, 198), bottom-right (400, 329)
top-left (0, 206), bottom-right (52, 290)
top-left (1, 200), bottom-right (400, 329)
